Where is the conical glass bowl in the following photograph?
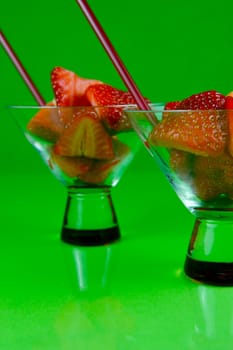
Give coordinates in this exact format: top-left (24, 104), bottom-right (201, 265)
top-left (126, 104), bottom-right (233, 285)
top-left (9, 105), bottom-right (141, 246)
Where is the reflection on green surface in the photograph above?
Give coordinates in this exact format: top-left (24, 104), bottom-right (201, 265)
top-left (189, 286), bottom-right (233, 349)
top-left (1, 174), bottom-right (233, 349)
top-left (61, 243), bottom-right (120, 293)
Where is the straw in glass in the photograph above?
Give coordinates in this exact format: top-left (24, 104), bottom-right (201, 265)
top-left (75, 0), bottom-right (152, 114)
top-left (0, 30), bottom-right (45, 105)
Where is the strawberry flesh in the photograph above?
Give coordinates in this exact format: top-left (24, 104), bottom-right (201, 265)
top-left (177, 90), bottom-right (226, 110)
top-left (86, 84), bottom-right (149, 131)
top-left (192, 153), bottom-right (233, 200)
top-left (51, 66), bottom-right (103, 106)
top-left (150, 110), bottom-right (227, 156)
top-left (27, 101), bottom-right (63, 142)
top-left (26, 66), bottom-right (142, 185)
top-left (164, 101), bottom-right (180, 110)
top-left (164, 91), bottom-right (226, 111)
top-left (170, 149), bottom-right (193, 179)
top-left (51, 67), bottom-right (150, 132)
top-left (225, 94), bottom-right (233, 157)
top-left (54, 113), bottom-right (114, 160)
top-left (78, 138), bottom-right (130, 184)
top-left (50, 152), bottom-right (93, 178)
top-left (159, 90), bottom-right (233, 201)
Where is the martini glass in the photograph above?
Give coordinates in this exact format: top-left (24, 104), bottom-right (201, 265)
top-left (9, 105), bottom-right (140, 246)
top-left (126, 104), bottom-right (233, 285)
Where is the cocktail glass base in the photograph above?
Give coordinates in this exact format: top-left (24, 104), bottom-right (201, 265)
top-left (184, 219), bottom-right (233, 286)
top-left (61, 187), bottom-right (120, 246)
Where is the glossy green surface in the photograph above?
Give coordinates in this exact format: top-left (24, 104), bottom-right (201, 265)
top-left (1, 0), bottom-right (233, 348)
top-left (1, 164), bottom-right (233, 349)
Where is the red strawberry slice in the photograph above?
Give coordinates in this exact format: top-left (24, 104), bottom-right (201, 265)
top-left (170, 149), bottom-right (193, 180)
top-left (164, 101), bottom-right (180, 110)
top-left (159, 90), bottom-right (232, 201)
top-left (193, 155), bottom-right (224, 200)
top-left (192, 175), bottom-right (222, 201)
top-left (86, 84), bottom-right (136, 106)
top-left (50, 152), bottom-right (93, 178)
top-left (225, 93), bottom-right (233, 108)
top-left (27, 102), bottom-right (80, 142)
top-left (149, 110), bottom-right (228, 156)
top-left (177, 90), bottom-right (226, 110)
top-left (27, 101), bottom-right (63, 142)
top-left (54, 113), bottom-right (114, 160)
top-left (86, 84), bottom-right (150, 131)
top-left (78, 138), bottom-right (130, 184)
top-left (163, 101), bottom-right (181, 119)
top-left (192, 153), bottom-right (233, 201)
top-left (51, 66), bottom-right (103, 106)
top-left (225, 93), bottom-right (233, 157)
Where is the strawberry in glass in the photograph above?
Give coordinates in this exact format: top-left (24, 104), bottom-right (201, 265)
top-left (10, 66), bottom-right (144, 246)
top-left (126, 90), bottom-right (233, 286)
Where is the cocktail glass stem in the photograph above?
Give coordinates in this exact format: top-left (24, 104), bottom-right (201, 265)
top-left (61, 187), bottom-right (120, 246)
top-left (184, 218), bottom-right (233, 285)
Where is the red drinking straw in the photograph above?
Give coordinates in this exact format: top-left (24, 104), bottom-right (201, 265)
top-left (75, 0), bottom-right (151, 112)
top-left (0, 30), bottom-right (45, 106)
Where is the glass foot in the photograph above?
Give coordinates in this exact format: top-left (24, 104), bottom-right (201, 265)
top-left (184, 219), bottom-right (233, 286)
top-left (184, 256), bottom-right (233, 286)
top-left (61, 187), bottom-right (120, 246)
top-left (62, 226), bottom-right (120, 246)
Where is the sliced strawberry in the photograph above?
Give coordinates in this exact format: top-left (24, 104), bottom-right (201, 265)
top-left (27, 101), bottom-right (63, 142)
top-left (149, 110), bottom-right (227, 156)
top-left (163, 101), bottom-right (181, 119)
top-left (159, 90), bottom-right (233, 201)
top-left (27, 102), bottom-right (78, 142)
top-left (78, 159), bottom-right (119, 185)
top-left (182, 155), bottom-right (220, 201)
top-left (225, 93), bottom-right (233, 157)
top-left (170, 150), bottom-right (228, 201)
top-left (86, 84), bottom-right (136, 106)
top-left (225, 93), bottom-right (233, 108)
top-left (177, 90), bottom-right (226, 110)
top-left (192, 153), bottom-right (233, 201)
top-left (51, 67), bottom-right (150, 131)
top-left (164, 101), bottom-right (180, 110)
top-left (50, 152), bottom-right (93, 178)
top-left (86, 84), bottom-right (149, 131)
top-left (79, 138), bottom-right (130, 184)
top-left (192, 175), bottom-right (222, 201)
top-left (51, 66), bottom-right (103, 106)
top-left (170, 149), bottom-right (193, 179)
top-left (219, 153), bottom-right (233, 186)
top-left (54, 113), bottom-right (114, 160)
top-left (164, 91), bottom-right (225, 111)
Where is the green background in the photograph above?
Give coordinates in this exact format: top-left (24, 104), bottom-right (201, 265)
top-left (1, 1), bottom-right (233, 349)
top-left (1, 0), bottom-right (233, 172)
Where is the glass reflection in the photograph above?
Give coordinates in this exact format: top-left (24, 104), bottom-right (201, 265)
top-left (189, 285), bottom-right (233, 349)
top-left (61, 242), bottom-right (119, 294)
